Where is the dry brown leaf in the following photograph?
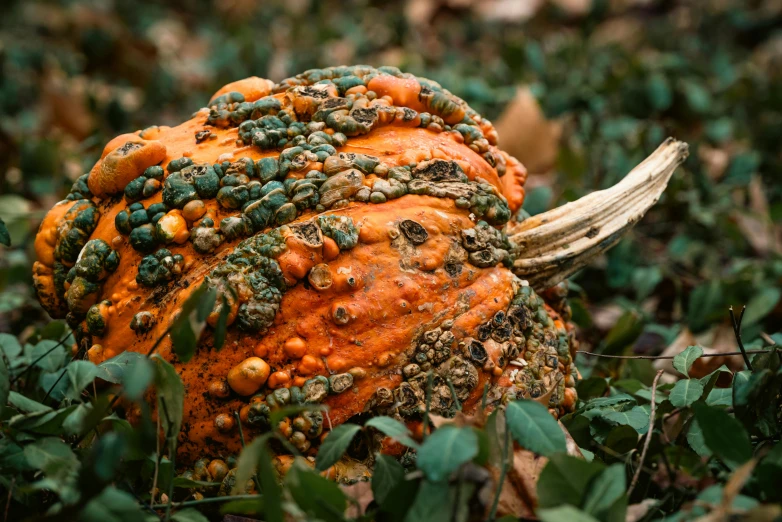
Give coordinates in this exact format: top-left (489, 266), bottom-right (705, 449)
top-left (533, 376), bottom-right (563, 408)
top-left (733, 175), bottom-right (781, 256)
top-left (655, 325), bottom-right (744, 381)
top-left (495, 87), bottom-right (562, 174)
top-left (698, 145), bottom-right (730, 181)
top-left (720, 459), bottom-right (757, 513)
top-left (493, 419), bottom-right (584, 518)
top-left (341, 480), bottom-right (375, 518)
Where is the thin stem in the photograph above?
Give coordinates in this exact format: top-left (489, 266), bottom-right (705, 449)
top-left (157, 494), bottom-right (262, 509)
top-left (160, 400), bottom-right (176, 522)
top-left (446, 377), bottom-right (462, 411)
top-left (150, 413), bottom-right (162, 508)
top-left (628, 369), bottom-right (664, 497)
top-left (10, 335), bottom-right (70, 385)
top-left (422, 371), bottom-right (433, 441)
top-left (4, 477), bottom-right (14, 522)
top-left (42, 344), bottom-right (87, 403)
top-left (235, 411), bottom-right (261, 492)
top-left (488, 415), bottom-right (510, 521)
top-left (481, 381), bottom-right (490, 410)
top-left (576, 348), bottom-right (769, 360)
top-left (729, 306), bottom-right (753, 371)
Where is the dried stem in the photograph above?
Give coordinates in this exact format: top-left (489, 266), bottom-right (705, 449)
top-left (628, 369), bottom-right (664, 497)
top-left (509, 138), bottom-right (688, 290)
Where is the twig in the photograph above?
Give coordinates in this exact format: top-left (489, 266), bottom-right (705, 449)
top-left (628, 369), bottom-right (664, 497)
top-left (576, 349), bottom-right (769, 360)
top-left (729, 306), bottom-right (753, 371)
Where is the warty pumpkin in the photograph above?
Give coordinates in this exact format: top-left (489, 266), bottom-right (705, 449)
top-left (32, 66), bottom-right (687, 473)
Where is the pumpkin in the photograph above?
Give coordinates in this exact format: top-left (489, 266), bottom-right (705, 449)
top-left (32, 66), bottom-right (687, 470)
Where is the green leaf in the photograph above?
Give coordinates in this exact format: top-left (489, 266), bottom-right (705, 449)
top-left (601, 406), bottom-right (649, 433)
top-left (706, 387), bottom-right (732, 407)
top-left (0, 217), bottom-right (10, 246)
top-left (365, 416), bottom-right (420, 449)
top-left (506, 400), bottom-right (566, 456)
top-left (538, 505), bottom-right (600, 522)
top-left (372, 454), bottom-right (405, 506)
top-left (213, 293), bottom-right (230, 351)
top-left (10, 405), bottom-right (79, 434)
top-left (669, 379), bottom-right (704, 408)
top-left (232, 433), bottom-right (266, 495)
top-left (286, 459), bottom-right (347, 522)
top-left (79, 486), bottom-right (147, 522)
top-left (257, 436), bottom-right (283, 522)
top-left (404, 480), bottom-right (452, 522)
top-left (537, 454), bottom-right (605, 508)
top-left (576, 377), bottom-right (608, 400)
top-left (88, 431), bottom-right (128, 482)
top-left (65, 360), bottom-right (99, 399)
top-left (24, 437), bottom-right (79, 478)
top-left (602, 310), bottom-right (643, 355)
top-left (28, 339), bottom-right (67, 371)
top-left (686, 419), bottom-right (711, 458)
top-left (170, 284), bottom-right (217, 362)
top-left (741, 287), bottom-right (781, 327)
top-left (698, 364), bottom-right (732, 399)
top-left (220, 498), bottom-right (263, 516)
top-left (687, 281), bottom-right (723, 333)
top-left (122, 357), bottom-right (154, 401)
top-left (646, 73), bottom-right (672, 111)
top-left (171, 477), bottom-right (220, 488)
top-left (153, 354), bottom-right (184, 455)
top-left (172, 508), bottom-right (210, 522)
top-left (7, 391), bottom-right (50, 413)
top-left (417, 425), bottom-right (479, 482)
top-left (315, 423), bottom-right (361, 471)
top-left (582, 464), bottom-right (626, 517)
top-left (756, 443), bottom-right (782, 502)
top-left (673, 345), bottom-right (703, 377)
top-left (95, 351), bottom-right (147, 384)
top-left (0, 355), bottom-right (8, 414)
top-left (0, 333), bottom-right (22, 358)
top-left (693, 402), bottom-right (752, 468)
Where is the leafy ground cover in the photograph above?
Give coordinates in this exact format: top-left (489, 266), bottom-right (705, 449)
top-left (1, 0), bottom-right (781, 520)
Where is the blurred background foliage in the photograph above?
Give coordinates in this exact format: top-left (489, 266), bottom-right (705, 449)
top-left (0, 0), bottom-right (781, 375)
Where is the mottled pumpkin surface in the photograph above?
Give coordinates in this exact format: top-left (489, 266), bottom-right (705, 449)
top-left (33, 66), bottom-right (578, 465)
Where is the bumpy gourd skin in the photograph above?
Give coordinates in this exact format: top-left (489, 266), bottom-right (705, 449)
top-left (33, 66), bottom-right (577, 466)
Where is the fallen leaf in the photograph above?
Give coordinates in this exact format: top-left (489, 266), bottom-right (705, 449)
top-left (495, 87), bottom-right (562, 174)
top-left (341, 480), bottom-right (374, 518)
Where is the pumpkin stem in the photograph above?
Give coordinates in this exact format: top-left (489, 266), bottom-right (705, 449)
top-left (507, 138), bottom-right (689, 291)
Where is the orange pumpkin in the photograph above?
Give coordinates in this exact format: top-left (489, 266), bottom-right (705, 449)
top-left (32, 66), bottom-right (686, 466)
